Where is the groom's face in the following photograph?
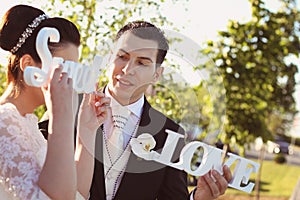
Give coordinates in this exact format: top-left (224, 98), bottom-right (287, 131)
top-left (108, 31), bottom-right (163, 105)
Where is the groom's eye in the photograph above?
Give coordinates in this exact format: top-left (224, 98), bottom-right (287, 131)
top-left (137, 59), bottom-right (152, 67)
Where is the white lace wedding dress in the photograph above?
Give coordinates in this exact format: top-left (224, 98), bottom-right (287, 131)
top-left (0, 103), bottom-right (84, 200)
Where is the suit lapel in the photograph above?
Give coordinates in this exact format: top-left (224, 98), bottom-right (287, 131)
top-left (134, 98), bottom-right (167, 140)
top-left (90, 126), bottom-right (107, 200)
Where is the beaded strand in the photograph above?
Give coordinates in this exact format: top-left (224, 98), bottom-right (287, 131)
top-left (103, 118), bottom-right (140, 198)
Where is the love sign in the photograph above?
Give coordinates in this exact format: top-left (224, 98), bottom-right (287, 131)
top-left (23, 27), bottom-right (103, 93)
top-left (130, 130), bottom-right (260, 193)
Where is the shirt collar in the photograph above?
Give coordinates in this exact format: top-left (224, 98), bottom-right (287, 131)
top-left (104, 87), bottom-right (144, 118)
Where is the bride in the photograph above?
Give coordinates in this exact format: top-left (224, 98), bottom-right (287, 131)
top-left (0, 4), bottom-right (109, 200)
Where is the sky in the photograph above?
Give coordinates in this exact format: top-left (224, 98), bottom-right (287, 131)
top-left (1, 0), bottom-right (300, 137)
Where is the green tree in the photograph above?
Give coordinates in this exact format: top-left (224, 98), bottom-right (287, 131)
top-left (202, 0), bottom-right (299, 153)
top-left (0, 67), bottom-right (6, 96)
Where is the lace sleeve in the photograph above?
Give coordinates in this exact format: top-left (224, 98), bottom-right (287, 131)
top-left (0, 113), bottom-right (50, 200)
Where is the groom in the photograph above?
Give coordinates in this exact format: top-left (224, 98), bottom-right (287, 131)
top-left (88, 21), bottom-right (232, 200)
top-left (39, 21), bottom-right (232, 200)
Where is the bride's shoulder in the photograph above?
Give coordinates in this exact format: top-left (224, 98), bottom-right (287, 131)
top-left (0, 103), bottom-right (37, 138)
top-left (0, 102), bottom-right (19, 119)
top-left (0, 103), bottom-right (23, 123)
top-left (0, 103), bottom-right (37, 123)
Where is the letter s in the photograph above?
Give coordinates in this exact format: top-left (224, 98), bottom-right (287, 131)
top-left (36, 27), bottom-right (60, 73)
top-left (23, 28), bottom-right (60, 87)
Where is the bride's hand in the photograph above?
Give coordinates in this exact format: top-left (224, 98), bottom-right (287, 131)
top-left (42, 65), bottom-right (74, 119)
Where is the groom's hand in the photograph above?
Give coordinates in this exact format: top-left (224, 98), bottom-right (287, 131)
top-left (194, 165), bottom-right (232, 200)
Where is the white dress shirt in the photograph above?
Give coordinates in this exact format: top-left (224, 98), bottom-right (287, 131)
top-left (103, 88), bottom-right (144, 200)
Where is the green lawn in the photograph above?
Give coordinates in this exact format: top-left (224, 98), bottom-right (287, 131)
top-left (224, 160), bottom-right (300, 197)
top-left (188, 160), bottom-right (300, 198)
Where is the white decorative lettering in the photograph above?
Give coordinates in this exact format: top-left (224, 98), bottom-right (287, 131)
top-left (130, 129), bottom-right (260, 193)
top-left (23, 27), bottom-right (103, 93)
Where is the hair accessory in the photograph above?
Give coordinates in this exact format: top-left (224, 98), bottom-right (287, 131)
top-left (10, 14), bottom-right (49, 54)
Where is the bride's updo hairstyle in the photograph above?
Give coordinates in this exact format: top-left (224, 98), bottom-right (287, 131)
top-left (0, 4), bottom-right (80, 97)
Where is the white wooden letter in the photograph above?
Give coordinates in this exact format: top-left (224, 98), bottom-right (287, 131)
top-left (24, 28), bottom-right (59, 87)
top-left (225, 153), bottom-right (260, 193)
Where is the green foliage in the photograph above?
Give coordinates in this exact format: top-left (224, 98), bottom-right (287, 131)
top-left (34, 105), bottom-right (47, 120)
top-left (0, 66), bottom-right (6, 96)
top-left (201, 0), bottom-right (300, 150)
top-left (147, 81), bottom-right (200, 124)
top-left (193, 60), bottom-right (227, 142)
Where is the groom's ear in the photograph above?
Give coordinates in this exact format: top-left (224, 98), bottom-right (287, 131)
top-left (152, 66), bottom-right (164, 83)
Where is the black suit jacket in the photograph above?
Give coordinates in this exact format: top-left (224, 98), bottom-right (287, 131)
top-left (89, 98), bottom-right (189, 200)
